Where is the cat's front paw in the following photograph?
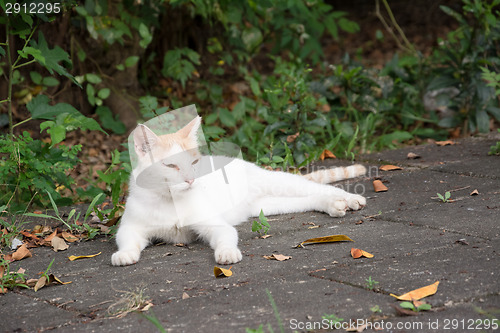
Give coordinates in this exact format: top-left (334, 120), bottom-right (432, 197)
top-left (111, 250), bottom-right (140, 266)
top-left (347, 194), bottom-right (366, 211)
top-left (215, 247), bottom-right (242, 265)
top-left (326, 198), bottom-right (348, 217)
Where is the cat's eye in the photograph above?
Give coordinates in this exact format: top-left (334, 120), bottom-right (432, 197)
top-left (192, 159), bottom-right (200, 165)
top-left (163, 163), bottom-right (178, 169)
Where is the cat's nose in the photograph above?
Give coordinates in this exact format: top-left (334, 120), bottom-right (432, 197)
top-left (185, 179), bottom-right (194, 185)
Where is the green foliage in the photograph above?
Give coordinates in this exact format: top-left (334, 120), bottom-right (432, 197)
top-left (429, 0), bottom-right (500, 133)
top-left (436, 191), bottom-right (452, 203)
top-left (489, 129), bottom-right (500, 155)
top-left (0, 133), bottom-right (81, 211)
top-left (252, 210), bottom-right (270, 236)
top-left (162, 48), bottom-right (201, 89)
top-left (322, 313), bottom-right (344, 326)
top-left (399, 301), bottom-right (432, 312)
top-left (0, 258), bottom-right (29, 292)
top-left (365, 276), bottom-right (379, 290)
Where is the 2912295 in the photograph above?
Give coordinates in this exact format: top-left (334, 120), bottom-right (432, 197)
top-left (5, 2), bottom-right (61, 15)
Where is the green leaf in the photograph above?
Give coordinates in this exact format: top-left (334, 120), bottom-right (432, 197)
top-left (97, 88), bottom-right (111, 100)
top-left (29, 32), bottom-right (78, 86)
top-left (42, 77), bottom-right (60, 87)
top-left (96, 106), bottom-right (126, 134)
top-left (85, 73), bottom-right (102, 84)
top-left (219, 108), bottom-right (236, 127)
top-left (444, 191), bottom-right (451, 200)
top-left (125, 56), bottom-right (139, 68)
top-left (27, 95), bottom-right (80, 120)
top-left (417, 303), bottom-right (432, 311)
top-left (475, 110), bottom-right (490, 133)
top-left (30, 72), bottom-right (43, 85)
top-left (437, 193), bottom-right (445, 202)
top-left (47, 124), bottom-right (67, 144)
top-left (399, 302), bottom-right (416, 311)
top-left (241, 27), bottom-right (263, 52)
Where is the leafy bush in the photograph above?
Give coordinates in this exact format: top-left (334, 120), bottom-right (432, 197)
top-left (427, 0), bottom-right (500, 133)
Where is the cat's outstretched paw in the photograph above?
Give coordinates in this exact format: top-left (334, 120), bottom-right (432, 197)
top-left (326, 198), bottom-right (348, 217)
top-left (215, 247), bottom-right (242, 265)
top-left (111, 250), bottom-right (140, 266)
top-left (347, 194), bottom-right (366, 211)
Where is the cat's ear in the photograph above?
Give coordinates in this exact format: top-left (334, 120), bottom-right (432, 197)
top-left (134, 124), bottom-right (159, 157)
top-left (178, 116), bottom-right (201, 141)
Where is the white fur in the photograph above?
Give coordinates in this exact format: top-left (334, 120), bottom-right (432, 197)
top-left (111, 118), bottom-right (366, 266)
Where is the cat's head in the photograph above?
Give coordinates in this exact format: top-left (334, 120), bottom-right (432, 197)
top-left (132, 116), bottom-right (202, 192)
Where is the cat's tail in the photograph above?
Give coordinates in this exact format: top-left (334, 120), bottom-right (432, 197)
top-left (303, 164), bottom-right (366, 184)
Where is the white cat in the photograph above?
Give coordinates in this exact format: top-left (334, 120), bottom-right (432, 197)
top-left (111, 116), bottom-right (366, 266)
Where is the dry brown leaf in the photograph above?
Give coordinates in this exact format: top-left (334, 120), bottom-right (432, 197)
top-left (407, 152), bottom-right (421, 159)
top-left (373, 180), bottom-right (388, 192)
top-left (379, 165), bottom-right (402, 171)
top-left (260, 234), bottom-right (272, 239)
top-left (11, 244), bottom-right (32, 261)
top-left (26, 278), bottom-right (38, 287)
top-left (34, 276), bottom-right (48, 292)
top-left (61, 231), bottom-right (79, 243)
top-left (51, 236), bottom-right (69, 252)
top-left (48, 274), bottom-right (72, 285)
top-left (319, 149), bottom-right (336, 161)
top-left (391, 304), bottom-right (419, 316)
top-left (182, 292), bottom-right (190, 299)
top-left (263, 254), bottom-right (292, 261)
top-left (213, 266), bottom-right (233, 278)
top-left (436, 140), bottom-right (457, 146)
top-left (470, 189), bottom-right (479, 196)
top-left (68, 252), bottom-right (102, 261)
top-left (299, 235), bottom-right (353, 247)
top-left (44, 229), bottom-right (57, 243)
top-left (390, 281), bottom-right (440, 301)
top-left (350, 248), bottom-right (374, 259)
top-left (286, 132), bottom-right (300, 143)
top-left (20, 230), bottom-right (40, 241)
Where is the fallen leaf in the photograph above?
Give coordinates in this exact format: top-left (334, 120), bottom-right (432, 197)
top-left (373, 180), bottom-right (388, 192)
top-left (350, 248), bottom-right (374, 259)
top-left (182, 292), bottom-right (190, 299)
top-left (286, 132), bottom-right (300, 143)
top-left (26, 278), bottom-right (38, 287)
top-left (320, 149), bottom-right (336, 161)
top-left (20, 230), bottom-right (40, 241)
top-left (34, 276), bottom-right (48, 292)
top-left (68, 252), bottom-right (102, 261)
top-left (51, 236), bottom-right (69, 252)
top-left (260, 234), bottom-right (272, 239)
top-left (48, 274), bottom-right (72, 285)
top-left (470, 189), bottom-right (479, 196)
top-left (379, 165), bottom-right (402, 171)
top-left (11, 244), bottom-right (32, 261)
top-left (390, 281), bottom-right (440, 301)
top-left (214, 266), bottom-right (233, 278)
top-left (61, 231), bottom-right (79, 243)
top-left (436, 140), bottom-right (457, 146)
top-left (299, 235), bottom-right (353, 247)
top-left (263, 254), bottom-right (292, 261)
top-left (407, 152), bottom-right (421, 159)
top-left (44, 229), bottom-right (57, 243)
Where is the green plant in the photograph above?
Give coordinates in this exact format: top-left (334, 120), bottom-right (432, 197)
top-left (399, 301), bottom-right (432, 312)
top-left (0, 257), bottom-right (29, 292)
top-left (370, 305), bottom-right (382, 313)
top-left (322, 313), bottom-right (344, 326)
top-left (161, 48), bottom-right (201, 89)
top-left (365, 276), bottom-right (379, 290)
top-left (138, 310), bottom-right (167, 333)
top-left (489, 129), bottom-right (500, 155)
top-left (436, 191), bottom-right (452, 203)
top-left (252, 210), bottom-right (270, 236)
top-left (428, 0), bottom-right (500, 134)
top-left (0, 5), bottom-right (104, 211)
